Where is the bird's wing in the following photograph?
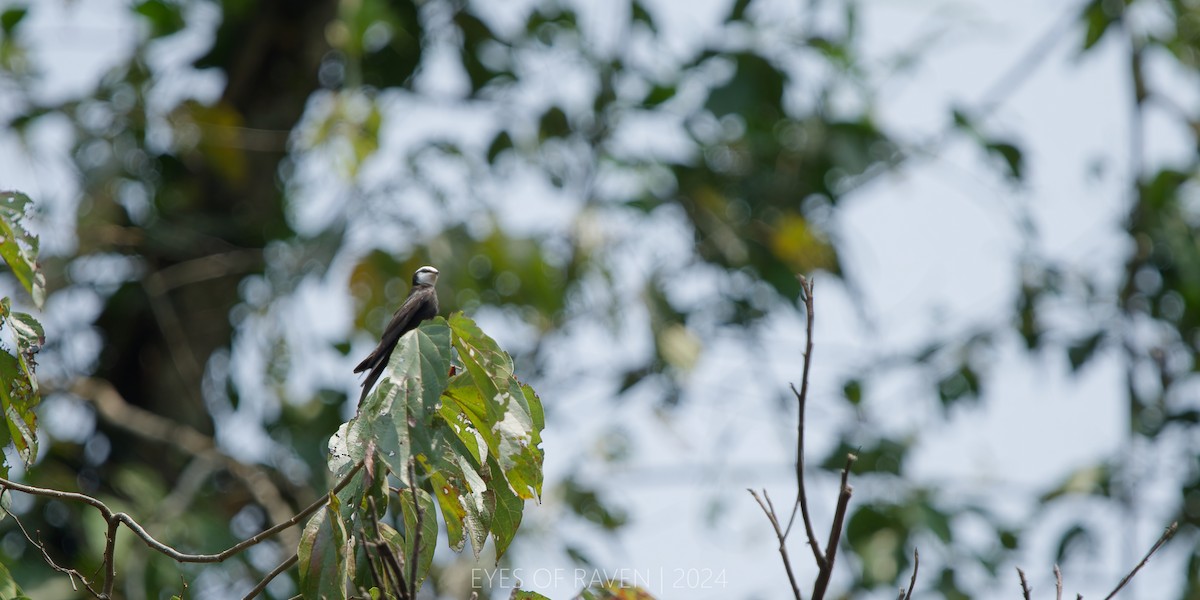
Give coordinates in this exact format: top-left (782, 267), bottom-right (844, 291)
top-left (353, 288), bottom-right (426, 374)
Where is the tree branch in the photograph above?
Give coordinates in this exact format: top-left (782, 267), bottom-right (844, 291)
top-left (811, 454), bottom-right (856, 600)
top-left (0, 459), bottom-right (365, 596)
top-left (1103, 521), bottom-right (1177, 600)
top-left (1017, 567), bottom-right (1032, 600)
top-left (750, 489), bottom-right (803, 600)
top-left (1054, 564), bottom-right (1063, 600)
top-left (899, 548), bottom-right (918, 600)
top-left (786, 275), bottom-right (825, 573)
top-left (241, 552), bottom-right (297, 600)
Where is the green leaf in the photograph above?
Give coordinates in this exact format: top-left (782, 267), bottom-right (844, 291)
top-left (538, 106), bottom-right (570, 140)
top-left (0, 191), bottom-right (45, 308)
top-left (726, 0), bottom-right (753, 22)
top-left (0, 558), bottom-right (22, 598)
top-left (0, 298), bottom-right (41, 475)
top-left (396, 485), bottom-right (438, 588)
top-left (510, 591), bottom-right (552, 600)
top-left (706, 53), bottom-right (785, 119)
top-left (134, 0), bottom-right (186, 39)
top-left (447, 312), bottom-right (544, 501)
top-left (985, 141), bottom-right (1024, 181)
top-left (630, 1), bottom-right (655, 31)
top-left (0, 7), bottom-right (26, 35)
top-left (1067, 330), bottom-right (1105, 371)
top-left (842, 378), bottom-right (863, 405)
top-left (642, 84), bottom-right (676, 108)
top-left (487, 130), bottom-right (513, 164)
top-left (1055, 524), bottom-right (1095, 563)
top-left (1081, 0), bottom-right (1119, 51)
top-left (298, 494), bottom-right (352, 600)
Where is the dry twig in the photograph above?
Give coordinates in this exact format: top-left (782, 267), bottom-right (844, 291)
top-left (1103, 521), bottom-right (1178, 600)
top-left (748, 275), bottom-right (870, 600)
top-left (1017, 567), bottom-right (1032, 600)
top-left (898, 548), bottom-right (919, 600)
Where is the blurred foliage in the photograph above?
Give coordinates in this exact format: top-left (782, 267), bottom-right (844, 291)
top-left (0, 0), bottom-right (1197, 597)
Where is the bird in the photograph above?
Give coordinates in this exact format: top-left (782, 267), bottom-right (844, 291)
top-left (354, 265), bottom-right (440, 403)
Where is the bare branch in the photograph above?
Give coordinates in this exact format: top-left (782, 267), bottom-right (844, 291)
top-left (241, 552), bottom-right (297, 600)
top-left (811, 454), bottom-right (856, 600)
top-left (9, 510), bottom-right (103, 598)
top-left (1103, 521), bottom-right (1178, 600)
top-left (785, 275), bottom-right (826, 570)
top-left (749, 489), bottom-right (803, 600)
top-left (1055, 564), bottom-right (1063, 600)
top-left (901, 548), bottom-right (919, 600)
top-left (102, 519), bottom-right (120, 597)
top-left (1017, 567), bottom-right (1032, 600)
top-left (0, 456), bottom-right (365, 595)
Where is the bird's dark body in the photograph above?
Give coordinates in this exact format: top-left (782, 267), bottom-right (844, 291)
top-left (355, 267), bottom-right (439, 402)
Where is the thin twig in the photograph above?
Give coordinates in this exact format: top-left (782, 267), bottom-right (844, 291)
top-left (9, 510), bottom-right (103, 598)
top-left (785, 276), bottom-right (825, 570)
top-left (1017, 567), bottom-right (1032, 600)
top-left (367, 494), bottom-right (408, 600)
top-left (749, 489), bottom-right (803, 600)
top-left (1102, 521), bottom-right (1178, 600)
top-left (811, 454), bottom-right (856, 600)
top-left (1054, 564), bottom-right (1063, 600)
top-left (241, 552), bottom-right (297, 600)
top-left (900, 548), bottom-right (919, 600)
top-left (359, 537), bottom-right (387, 596)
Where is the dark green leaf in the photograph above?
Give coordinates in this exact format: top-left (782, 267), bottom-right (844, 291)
top-left (538, 106), bottom-right (570, 140)
top-left (1067, 330), bottom-right (1105, 371)
top-left (726, 0), bottom-right (753, 22)
top-left (985, 141), bottom-right (1024, 181)
top-left (706, 53), bottom-right (785, 119)
top-left (630, 1), bottom-right (655, 31)
top-left (842, 378), bottom-right (863, 405)
top-left (487, 130), bottom-right (513, 164)
top-left (396, 485), bottom-right (437, 586)
top-left (642, 84), bottom-right (676, 108)
top-left (563, 478), bottom-right (626, 530)
top-left (1054, 524), bottom-right (1095, 563)
top-left (1081, 0), bottom-right (1118, 50)
top-left (298, 494), bottom-right (351, 600)
top-left (0, 7), bottom-right (26, 35)
top-left (135, 0), bottom-right (186, 39)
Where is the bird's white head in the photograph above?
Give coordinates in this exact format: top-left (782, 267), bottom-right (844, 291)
top-left (413, 265), bottom-right (439, 286)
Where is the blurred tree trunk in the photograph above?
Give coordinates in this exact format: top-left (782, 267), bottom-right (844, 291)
top-left (95, 0), bottom-right (335, 431)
